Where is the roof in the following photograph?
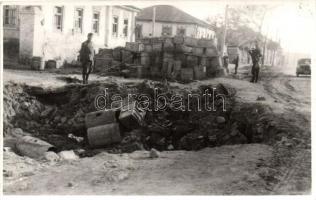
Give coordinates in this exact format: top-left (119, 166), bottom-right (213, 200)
top-left (124, 5), bottom-right (142, 12)
top-left (116, 5), bottom-right (141, 12)
top-left (136, 5), bottom-right (214, 30)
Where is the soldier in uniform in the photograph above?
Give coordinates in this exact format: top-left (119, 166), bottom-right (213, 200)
top-left (234, 55), bottom-right (239, 74)
top-left (248, 41), bottom-right (262, 83)
top-left (223, 53), bottom-right (229, 74)
top-left (79, 33), bottom-right (95, 84)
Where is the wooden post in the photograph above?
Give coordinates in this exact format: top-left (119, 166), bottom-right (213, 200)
top-left (221, 5), bottom-right (228, 56)
top-left (152, 7), bottom-right (156, 37)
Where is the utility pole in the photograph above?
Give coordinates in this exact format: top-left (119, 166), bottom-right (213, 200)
top-left (221, 5), bottom-right (228, 56)
top-left (152, 7), bottom-right (156, 37)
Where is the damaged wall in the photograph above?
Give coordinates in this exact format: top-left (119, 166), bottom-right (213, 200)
top-left (17, 5), bottom-right (139, 64)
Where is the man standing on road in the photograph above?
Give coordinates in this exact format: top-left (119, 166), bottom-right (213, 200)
top-left (234, 55), bottom-right (239, 74)
top-left (223, 53), bottom-right (229, 74)
top-left (248, 41), bottom-right (262, 83)
top-left (79, 33), bottom-right (95, 84)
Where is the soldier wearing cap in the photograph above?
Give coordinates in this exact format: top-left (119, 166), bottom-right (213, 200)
top-left (79, 33), bottom-right (95, 84)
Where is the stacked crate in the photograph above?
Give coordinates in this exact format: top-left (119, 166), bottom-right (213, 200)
top-left (94, 48), bottom-right (113, 71)
top-left (123, 36), bottom-right (222, 81)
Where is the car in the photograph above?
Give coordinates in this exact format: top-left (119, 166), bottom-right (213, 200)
top-left (296, 58), bottom-right (311, 77)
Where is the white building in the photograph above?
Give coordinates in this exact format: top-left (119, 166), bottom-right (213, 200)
top-left (136, 5), bottom-right (217, 42)
top-left (3, 5), bottom-right (140, 64)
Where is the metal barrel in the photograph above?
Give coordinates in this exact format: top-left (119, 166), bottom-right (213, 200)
top-left (85, 110), bottom-right (117, 129)
top-left (87, 123), bottom-right (121, 148)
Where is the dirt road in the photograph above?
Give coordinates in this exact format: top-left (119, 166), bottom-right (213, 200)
top-left (3, 66), bottom-right (311, 195)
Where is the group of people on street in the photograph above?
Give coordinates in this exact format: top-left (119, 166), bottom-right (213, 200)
top-left (222, 40), bottom-right (262, 83)
top-left (79, 33), bottom-right (262, 85)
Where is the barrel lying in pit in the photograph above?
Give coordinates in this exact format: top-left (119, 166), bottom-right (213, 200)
top-left (87, 123), bottom-right (121, 148)
top-left (85, 110), bottom-right (117, 129)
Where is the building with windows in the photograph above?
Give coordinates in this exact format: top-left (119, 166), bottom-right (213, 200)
top-left (3, 5), bottom-right (140, 63)
top-left (3, 5), bottom-right (19, 40)
top-left (135, 5), bottom-right (217, 42)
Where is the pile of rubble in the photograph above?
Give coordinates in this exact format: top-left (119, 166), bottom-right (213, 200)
top-left (94, 36), bottom-right (224, 82)
top-left (5, 80), bottom-right (273, 160)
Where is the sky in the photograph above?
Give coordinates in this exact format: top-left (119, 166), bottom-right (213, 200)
top-left (136, 1), bottom-right (315, 54)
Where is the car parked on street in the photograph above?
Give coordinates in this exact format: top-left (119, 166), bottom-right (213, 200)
top-left (296, 58), bottom-right (311, 77)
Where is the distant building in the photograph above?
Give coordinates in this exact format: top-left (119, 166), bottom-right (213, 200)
top-left (136, 5), bottom-right (217, 43)
top-left (3, 5), bottom-right (140, 63)
top-left (3, 6), bottom-right (20, 41)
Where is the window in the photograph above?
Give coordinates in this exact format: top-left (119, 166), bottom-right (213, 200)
top-left (135, 24), bottom-right (142, 39)
top-left (176, 27), bottom-right (186, 36)
top-left (4, 6), bottom-right (17, 26)
top-left (123, 19), bottom-right (128, 37)
top-left (54, 6), bottom-right (63, 31)
top-left (112, 16), bottom-right (118, 36)
top-left (162, 25), bottom-right (172, 36)
top-left (92, 12), bottom-right (100, 33)
top-left (74, 8), bottom-right (83, 33)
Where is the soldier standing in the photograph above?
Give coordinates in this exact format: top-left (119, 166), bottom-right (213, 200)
top-left (234, 55), bottom-right (239, 74)
top-left (248, 41), bottom-right (262, 83)
top-left (223, 54), bottom-right (229, 74)
top-left (79, 33), bottom-right (95, 84)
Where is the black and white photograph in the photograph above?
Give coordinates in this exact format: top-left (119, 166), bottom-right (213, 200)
top-left (1, 0), bottom-right (314, 197)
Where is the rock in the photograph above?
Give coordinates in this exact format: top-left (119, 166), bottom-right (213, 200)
top-left (74, 149), bottom-right (86, 156)
top-left (58, 150), bottom-right (79, 160)
top-left (149, 132), bottom-right (166, 149)
top-left (3, 137), bottom-right (18, 149)
top-left (3, 147), bottom-right (13, 152)
top-left (208, 134), bottom-right (217, 142)
top-left (3, 170), bottom-right (14, 177)
top-left (280, 136), bottom-right (288, 144)
top-left (256, 96), bottom-right (266, 101)
top-left (68, 133), bottom-right (84, 143)
top-left (54, 115), bottom-right (61, 123)
top-left (149, 148), bottom-right (160, 158)
top-left (121, 142), bottom-right (143, 153)
top-left (61, 117), bottom-right (67, 123)
top-left (44, 151), bottom-right (60, 162)
top-left (67, 182), bottom-right (73, 187)
top-left (216, 116), bottom-right (226, 124)
top-left (21, 102), bottom-right (30, 110)
top-left (179, 133), bottom-right (206, 150)
top-left (12, 128), bottom-right (24, 137)
top-left (230, 129), bottom-right (239, 136)
top-left (285, 142), bottom-right (293, 148)
top-left (167, 144), bottom-right (174, 150)
top-left (21, 171), bottom-right (35, 177)
top-left (41, 107), bottom-right (54, 117)
top-left (107, 170), bottom-right (129, 182)
top-left (230, 123), bottom-right (239, 136)
top-left (172, 121), bottom-right (194, 136)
